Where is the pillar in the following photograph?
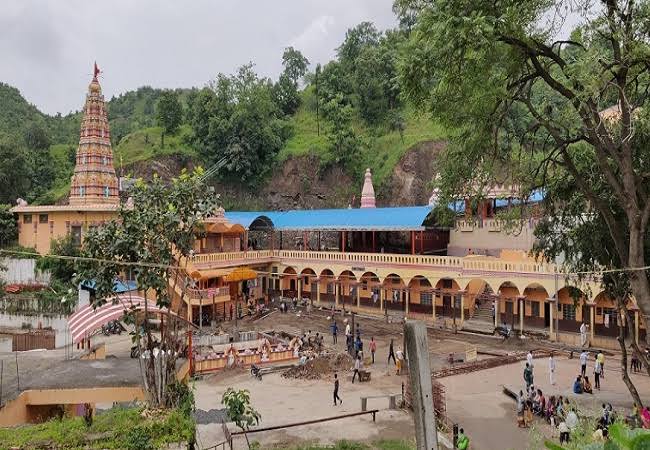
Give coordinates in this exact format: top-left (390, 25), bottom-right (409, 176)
top-left (372, 231), bottom-right (376, 252)
top-left (406, 290), bottom-right (410, 315)
top-left (459, 293), bottom-right (464, 323)
top-left (494, 297), bottom-right (499, 328)
top-left (341, 232), bottom-right (346, 252)
top-left (548, 299), bottom-right (554, 341)
top-left (356, 285), bottom-right (361, 308)
top-left (380, 288), bottom-right (384, 312)
top-left (411, 231), bottom-right (415, 255)
top-left (335, 283), bottom-right (339, 307)
top-left (316, 281), bottom-right (321, 304)
top-left (298, 278), bottom-right (302, 299)
top-left (590, 303), bottom-right (595, 343)
top-left (635, 310), bottom-right (639, 345)
top-left (432, 292), bottom-right (437, 322)
top-left (519, 297), bottom-right (524, 336)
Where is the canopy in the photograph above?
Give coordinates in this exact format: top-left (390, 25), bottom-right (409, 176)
top-left (189, 268), bottom-right (231, 281)
top-left (225, 206), bottom-right (434, 231)
top-left (68, 295), bottom-right (184, 344)
top-left (223, 267), bottom-right (258, 282)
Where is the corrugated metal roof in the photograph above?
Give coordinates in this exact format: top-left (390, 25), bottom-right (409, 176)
top-left (225, 206), bottom-right (433, 231)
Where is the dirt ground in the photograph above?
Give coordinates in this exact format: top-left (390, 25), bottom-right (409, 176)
top-left (196, 309), bottom-right (650, 450)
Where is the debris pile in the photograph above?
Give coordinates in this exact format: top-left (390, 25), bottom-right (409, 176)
top-left (282, 351), bottom-right (353, 380)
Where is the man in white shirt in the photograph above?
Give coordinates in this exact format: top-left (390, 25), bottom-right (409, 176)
top-left (527, 350), bottom-right (534, 369)
top-left (549, 352), bottom-right (556, 385)
top-left (580, 322), bottom-right (588, 347)
top-left (580, 350), bottom-right (588, 377)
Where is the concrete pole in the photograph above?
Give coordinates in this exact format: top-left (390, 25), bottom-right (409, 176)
top-left (459, 293), bottom-right (464, 323)
top-left (405, 290), bottom-right (410, 316)
top-left (494, 297), bottom-right (499, 328)
top-left (590, 303), bottom-right (595, 344)
top-left (356, 285), bottom-right (361, 308)
top-left (380, 288), bottom-right (384, 312)
top-left (335, 283), bottom-right (339, 307)
top-left (404, 321), bottom-right (439, 450)
top-left (298, 278), bottom-right (302, 300)
top-left (548, 299), bottom-right (554, 341)
top-left (432, 292), bottom-right (437, 322)
top-left (519, 297), bottom-right (524, 337)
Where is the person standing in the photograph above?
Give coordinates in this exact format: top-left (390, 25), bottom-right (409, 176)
top-left (456, 427), bottom-right (470, 450)
top-left (580, 322), bottom-right (588, 347)
top-left (527, 350), bottom-right (534, 369)
top-left (594, 358), bottom-right (602, 390)
top-left (549, 352), bottom-right (556, 385)
top-left (369, 337), bottom-right (377, 364)
top-left (388, 339), bottom-right (396, 365)
top-left (333, 373), bottom-right (342, 405)
top-left (580, 350), bottom-right (588, 377)
top-left (524, 362), bottom-right (534, 390)
top-left (597, 351), bottom-right (605, 378)
top-left (352, 355), bottom-right (362, 383)
top-left (330, 320), bottom-right (338, 344)
top-left (396, 347), bottom-right (405, 375)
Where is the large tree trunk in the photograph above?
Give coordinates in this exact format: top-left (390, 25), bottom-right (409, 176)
top-left (617, 304), bottom-right (643, 407)
top-left (627, 224), bottom-right (650, 347)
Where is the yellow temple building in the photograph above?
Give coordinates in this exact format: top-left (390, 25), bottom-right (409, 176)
top-left (11, 65), bottom-right (119, 254)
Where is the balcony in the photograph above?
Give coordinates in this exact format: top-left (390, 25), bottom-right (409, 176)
top-left (184, 249), bottom-right (558, 278)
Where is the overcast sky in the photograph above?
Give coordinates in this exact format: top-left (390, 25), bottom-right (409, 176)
top-left (1, 0), bottom-right (397, 115)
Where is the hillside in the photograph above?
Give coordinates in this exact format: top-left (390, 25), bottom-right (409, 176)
top-left (0, 81), bottom-right (446, 208)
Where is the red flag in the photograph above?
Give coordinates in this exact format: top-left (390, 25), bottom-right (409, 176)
top-left (93, 62), bottom-right (100, 80)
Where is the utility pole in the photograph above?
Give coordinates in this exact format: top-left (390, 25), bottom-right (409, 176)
top-left (404, 321), bottom-right (438, 450)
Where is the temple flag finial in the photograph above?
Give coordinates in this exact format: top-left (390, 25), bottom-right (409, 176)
top-left (93, 62), bottom-right (100, 80)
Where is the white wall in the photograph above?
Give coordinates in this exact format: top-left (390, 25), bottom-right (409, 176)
top-left (448, 219), bottom-right (536, 257)
top-left (0, 313), bottom-right (68, 348)
top-left (0, 258), bottom-right (50, 285)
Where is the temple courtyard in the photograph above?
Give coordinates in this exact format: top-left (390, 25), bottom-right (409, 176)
top-left (188, 310), bottom-right (650, 450)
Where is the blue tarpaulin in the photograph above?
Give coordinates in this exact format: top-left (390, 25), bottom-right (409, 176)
top-left (80, 279), bottom-right (137, 293)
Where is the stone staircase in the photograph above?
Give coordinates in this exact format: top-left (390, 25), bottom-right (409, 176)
top-left (463, 299), bottom-right (496, 334)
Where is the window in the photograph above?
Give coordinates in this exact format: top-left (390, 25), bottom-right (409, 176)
top-left (23, 214), bottom-right (32, 224)
top-left (79, 186), bottom-right (85, 197)
top-left (102, 156), bottom-right (108, 165)
top-left (71, 226), bottom-right (82, 247)
top-left (103, 186), bottom-right (110, 197)
top-left (442, 279), bottom-right (453, 289)
top-left (562, 303), bottom-right (576, 321)
top-left (327, 283), bottom-right (334, 294)
top-left (531, 301), bottom-right (540, 317)
top-left (39, 214), bottom-right (48, 224)
top-left (421, 292), bottom-right (433, 305)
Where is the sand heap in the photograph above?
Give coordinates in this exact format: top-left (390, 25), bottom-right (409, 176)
top-left (282, 351), bottom-right (353, 380)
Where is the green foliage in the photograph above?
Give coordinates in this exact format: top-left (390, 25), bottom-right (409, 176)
top-left (0, 204), bottom-right (17, 247)
top-left (36, 235), bottom-right (80, 282)
top-left (322, 95), bottom-right (361, 172)
top-left (275, 47), bottom-right (310, 116)
top-left (543, 422), bottom-right (650, 449)
top-left (221, 388), bottom-right (261, 432)
top-left (189, 64), bottom-right (291, 180)
top-left (0, 405), bottom-right (195, 449)
top-left (155, 90), bottom-right (183, 146)
top-left (0, 134), bottom-right (31, 204)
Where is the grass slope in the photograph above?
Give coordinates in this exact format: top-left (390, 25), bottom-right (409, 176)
top-left (280, 106), bottom-right (446, 187)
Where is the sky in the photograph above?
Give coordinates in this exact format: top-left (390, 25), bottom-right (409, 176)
top-left (0, 0), bottom-right (397, 115)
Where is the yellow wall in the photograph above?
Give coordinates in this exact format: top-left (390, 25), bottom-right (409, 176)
top-left (16, 209), bottom-right (117, 254)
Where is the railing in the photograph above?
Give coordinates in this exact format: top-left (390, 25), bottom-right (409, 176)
top-left (187, 248), bottom-right (559, 277)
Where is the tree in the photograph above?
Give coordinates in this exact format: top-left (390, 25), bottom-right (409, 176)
top-left (315, 64), bottom-right (322, 135)
top-left (156, 90), bottom-right (183, 148)
top-left (275, 48), bottom-right (309, 116)
top-left (36, 235), bottom-right (80, 282)
top-left (221, 388), bottom-right (260, 449)
top-left (399, 0), bottom-right (650, 348)
top-left (0, 135), bottom-right (31, 204)
top-left (337, 22), bottom-right (381, 71)
top-left (23, 121), bottom-right (51, 151)
top-left (76, 168), bottom-right (219, 407)
top-left (0, 204), bottom-right (17, 248)
top-left (323, 95), bottom-right (361, 171)
top-left (281, 47), bottom-right (309, 87)
top-left (189, 64), bottom-right (290, 180)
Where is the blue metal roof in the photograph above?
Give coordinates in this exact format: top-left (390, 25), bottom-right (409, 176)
top-left (80, 279), bottom-right (138, 293)
top-left (225, 206), bottom-right (434, 231)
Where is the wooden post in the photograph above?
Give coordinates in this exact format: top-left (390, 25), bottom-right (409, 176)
top-left (372, 231), bottom-right (376, 252)
top-left (404, 321), bottom-right (438, 450)
top-left (420, 230), bottom-right (424, 254)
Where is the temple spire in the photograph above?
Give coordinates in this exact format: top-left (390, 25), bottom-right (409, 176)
top-left (360, 168), bottom-right (376, 208)
top-left (69, 66), bottom-right (119, 206)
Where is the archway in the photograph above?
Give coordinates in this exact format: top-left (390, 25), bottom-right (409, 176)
top-left (300, 268), bottom-right (316, 299)
top-left (523, 283), bottom-right (550, 329)
top-left (557, 286), bottom-right (589, 333)
top-left (338, 270), bottom-right (358, 308)
top-left (383, 274), bottom-right (406, 312)
top-left (463, 278), bottom-right (495, 320)
top-left (359, 272), bottom-right (381, 308)
top-left (408, 275), bottom-right (434, 315)
top-left (497, 281), bottom-right (520, 328)
top-left (319, 269), bottom-right (335, 303)
top-left (434, 278), bottom-right (461, 318)
top-left (281, 267), bottom-right (297, 295)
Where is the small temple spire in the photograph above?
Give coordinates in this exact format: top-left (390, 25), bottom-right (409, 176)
top-left (360, 168), bottom-right (376, 208)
